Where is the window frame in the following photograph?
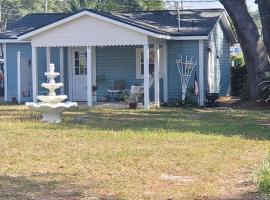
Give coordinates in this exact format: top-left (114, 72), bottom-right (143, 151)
top-left (136, 48), bottom-right (163, 79)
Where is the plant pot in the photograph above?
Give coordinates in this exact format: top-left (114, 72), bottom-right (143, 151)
top-left (101, 96), bottom-right (109, 102)
top-left (129, 102), bottom-right (138, 109)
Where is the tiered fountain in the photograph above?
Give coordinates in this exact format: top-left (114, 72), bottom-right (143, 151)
top-left (26, 64), bottom-right (77, 123)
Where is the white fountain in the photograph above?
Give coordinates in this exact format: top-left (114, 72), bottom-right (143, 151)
top-left (26, 63), bottom-right (77, 123)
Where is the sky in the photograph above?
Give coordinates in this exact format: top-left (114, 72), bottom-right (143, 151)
top-left (182, 0), bottom-right (258, 11)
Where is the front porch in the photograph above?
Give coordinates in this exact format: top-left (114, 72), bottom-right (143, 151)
top-left (29, 43), bottom-right (168, 110)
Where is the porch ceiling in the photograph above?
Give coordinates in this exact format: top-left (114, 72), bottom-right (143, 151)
top-left (22, 14), bottom-right (148, 47)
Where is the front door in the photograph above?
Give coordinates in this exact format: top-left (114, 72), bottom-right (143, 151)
top-left (71, 48), bottom-right (87, 101)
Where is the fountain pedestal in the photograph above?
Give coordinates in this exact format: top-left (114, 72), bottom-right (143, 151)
top-left (26, 64), bottom-right (77, 123)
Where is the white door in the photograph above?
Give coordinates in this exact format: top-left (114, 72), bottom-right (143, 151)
top-left (71, 48), bottom-right (87, 101)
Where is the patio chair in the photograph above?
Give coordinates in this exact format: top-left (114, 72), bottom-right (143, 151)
top-left (107, 78), bottom-right (128, 101)
top-left (127, 74), bottom-right (155, 104)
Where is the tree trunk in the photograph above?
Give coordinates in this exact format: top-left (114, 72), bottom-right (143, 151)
top-left (257, 0), bottom-right (270, 57)
top-left (219, 0), bottom-right (270, 100)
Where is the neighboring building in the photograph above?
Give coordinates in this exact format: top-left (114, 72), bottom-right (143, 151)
top-left (0, 9), bottom-right (236, 108)
top-left (230, 43), bottom-right (242, 56)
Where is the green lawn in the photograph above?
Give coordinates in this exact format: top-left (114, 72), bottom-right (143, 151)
top-left (0, 105), bottom-right (269, 200)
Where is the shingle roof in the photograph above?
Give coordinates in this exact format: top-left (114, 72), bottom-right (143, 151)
top-left (0, 13), bottom-right (71, 39)
top-left (0, 9), bottom-right (225, 39)
top-left (114, 9), bottom-right (224, 36)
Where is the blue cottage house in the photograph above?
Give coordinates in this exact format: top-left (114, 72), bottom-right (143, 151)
top-left (0, 9), bottom-right (236, 109)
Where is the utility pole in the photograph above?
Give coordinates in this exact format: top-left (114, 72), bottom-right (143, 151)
top-left (45, 0), bottom-right (48, 13)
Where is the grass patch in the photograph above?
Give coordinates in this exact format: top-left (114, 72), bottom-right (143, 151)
top-left (0, 105), bottom-right (269, 199)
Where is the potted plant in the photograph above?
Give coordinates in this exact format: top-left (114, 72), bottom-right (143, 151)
top-left (128, 93), bottom-right (139, 109)
top-left (92, 85), bottom-right (97, 103)
top-left (205, 91), bottom-right (219, 107)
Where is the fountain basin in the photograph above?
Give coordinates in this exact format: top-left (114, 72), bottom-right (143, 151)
top-left (37, 95), bottom-right (67, 104)
top-left (26, 102), bottom-right (77, 123)
top-left (45, 72), bottom-right (60, 81)
top-left (41, 83), bottom-right (63, 91)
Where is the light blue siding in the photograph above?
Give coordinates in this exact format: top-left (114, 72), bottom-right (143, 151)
top-left (6, 44), bottom-right (63, 102)
top-left (6, 43), bottom-right (32, 102)
top-left (206, 21), bottom-right (231, 96)
top-left (96, 46), bottom-right (163, 102)
top-left (37, 47), bottom-right (61, 95)
top-left (167, 40), bottom-right (199, 100)
top-left (216, 22), bottom-right (231, 96)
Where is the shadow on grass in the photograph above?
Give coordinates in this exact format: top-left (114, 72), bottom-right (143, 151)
top-left (58, 107), bottom-right (270, 140)
top-left (0, 106), bottom-right (269, 140)
top-left (0, 174), bottom-right (122, 200)
top-left (197, 191), bottom-right (263, 200)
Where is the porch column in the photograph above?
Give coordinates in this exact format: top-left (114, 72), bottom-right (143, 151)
top-left (91, 46), bottom-right (97, 103)
top-left (87, 46), bottom-right (93, 107)
top-left (154, 44), bottom-right (160, 108)
top-left (17, 51), bottom-right (21, 103)
top-left (32, 46), bottom-right (38, 103)
top-left (163, 43), bottom-right (168, 102)
top-left (144, 44), bottom-right (150, 110)
top-left (199, 40), bottom-right (205, 106)
top-left (46, 47), bottom-right (51, 71)
top-left (3, 44), bottom-right (7, 102)
top-left (59, 47), bottom-right (64, 95)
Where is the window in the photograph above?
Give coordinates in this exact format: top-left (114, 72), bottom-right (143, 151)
top-left (136, 48), bottom-right (163, 79)
top-left (74, 51), bottom-right (87, 75)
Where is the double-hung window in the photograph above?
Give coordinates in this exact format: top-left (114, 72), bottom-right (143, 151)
top-left (136, 48), bottom-right (163, 79)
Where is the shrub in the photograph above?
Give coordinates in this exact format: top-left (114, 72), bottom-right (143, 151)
top-left (259, 72), bottom-right (270, 103)
top-left (258, 157), bottom-right (270, 194)
top-left (231, 54), bottom-right (245, 67)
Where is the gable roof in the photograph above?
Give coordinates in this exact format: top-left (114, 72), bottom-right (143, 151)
top-left (0, 9), bottom-right (236, 43)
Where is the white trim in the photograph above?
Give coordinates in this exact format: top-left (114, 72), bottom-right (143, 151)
top-left (208, 12), bottom-right (237, 44)
top-left (18, 10), bottom-right (209, 42)
top-left (92, 46), bottom-right (97, 103)
top-left (92, 46), bottom-right (96, 86)
top-left (136, 47), bottom-right (163, 79)
top-left (163, 43), bottom-right (168, 102)
top-left (199, 40), bottom-right (205, 106)
top-left (59, 47), bottom-right (64, 95)
top-left (87, 46), bottom-right (93, 107)
top-left (3, 43), bottom-right (7, 102)
top-left (0, 39), bottom-right (30, 43)
top-left (144, 43), bottom-right (150, 110)
top-left (154, 44), bottom-right (160, 107)
top-left (17, 51), bottom-right (21, 103)
top-left (46, 47), bottom-right (51, 71)
top-left (68, 47), bottom-right (73, 100)
top-left (31, 46), bottom-right (38, 103)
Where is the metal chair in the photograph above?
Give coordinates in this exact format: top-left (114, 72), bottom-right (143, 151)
top-left (107, 78), bottom-right (128, 101)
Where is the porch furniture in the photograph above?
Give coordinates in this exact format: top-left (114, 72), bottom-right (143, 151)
top-left (125, 75), bottom-right (155, 105)
top-left (107, 78), bottom-right (128, 101)
top-left (205, 91), bottom-right (219, 107)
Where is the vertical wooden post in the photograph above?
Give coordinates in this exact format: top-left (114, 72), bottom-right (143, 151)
top-left (163, 43), bottom-right (168, 103)
top-left (154, 44), bottom-right (160, 107)
top-left (59, 47), bottom-right (64, 95)
top-left (91, 46), bottom-right (97, 103)
top-left (87, 46), bottom-right (93, 107)
top-left (3, 43), bottom-right (7, 102)
top-left (32, 46), bottom-right (38, 103)
top-left (144, 44), bottom-right (150, 110)
top-left (17, 51), bottom-right (21, 103)
top-left (199, 40), bottom-right (205, 106)
top-left (46, 47), bottom-right (51, 72)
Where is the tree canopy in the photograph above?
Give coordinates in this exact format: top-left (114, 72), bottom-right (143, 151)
top-left (0, 0), bottom-right (164, 29)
